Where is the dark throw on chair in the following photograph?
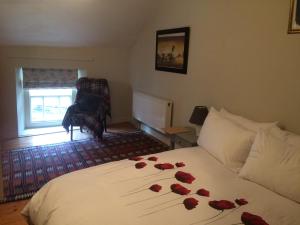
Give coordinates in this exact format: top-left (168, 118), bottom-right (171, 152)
top-left (62, 77), bottom-right (111, 140)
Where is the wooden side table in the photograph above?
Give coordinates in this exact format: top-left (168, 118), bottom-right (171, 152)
top-left (176, 131), bottom-right (198, 148)
top-left (162, 127), bottom-right (196, 149)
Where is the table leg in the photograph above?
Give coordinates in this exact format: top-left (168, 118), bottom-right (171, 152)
top-left (170, 134), bottom-right (175, 150)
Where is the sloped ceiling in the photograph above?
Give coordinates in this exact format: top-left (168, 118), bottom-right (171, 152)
top-left (0, 0), bottom-right (157, 47)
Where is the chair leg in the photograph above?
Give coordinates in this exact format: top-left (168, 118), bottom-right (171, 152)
top-left (103, 117), bottom-right (107, 132)
top-left (98, 127), bottom-right (104, 141)
top-left (80, 126), bottom-right (83, 133)
top-left (70, 125), bottom-right (73, 141)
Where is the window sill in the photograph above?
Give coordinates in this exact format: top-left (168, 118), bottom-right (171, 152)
top-left (20, 126), bottom-right (78, 137)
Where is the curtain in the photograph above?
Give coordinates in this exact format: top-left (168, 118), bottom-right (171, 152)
top-left (23, 68), bottom-right (78, 89)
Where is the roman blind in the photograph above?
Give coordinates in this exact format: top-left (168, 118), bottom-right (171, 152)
top-left (23, 68), bottom-right (78, 89)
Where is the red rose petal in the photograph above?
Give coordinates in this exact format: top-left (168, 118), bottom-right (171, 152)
top-left (183, 197), bottom-right (199, 210)
top-left (209, 200), bottom-right (236, 210)
top-left (175, 162), bottom-right (185, 167)
top-left (154, 163), bottom-right (174, 170)
top-left (129, 156), bottom-right (143, 161)
top-left (241, 212), bottom-right (269, 225)
top-left (175, 171), bottom-right (196, 184)
top-left (149, 184), bottom-right (162, 192)
top-left (170, 183), bottom-right (191, 195)
top-left (235, 198), bottom-right (248, 206)
top-left (135, 162), bottom-right (147, 169)
top-left (196, 188), bottom-right (210, 197)
top-left (148, 156), bottom-right (158, 161)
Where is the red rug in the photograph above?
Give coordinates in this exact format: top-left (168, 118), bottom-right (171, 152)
top-left (0, 131), bottom-right (170, 203)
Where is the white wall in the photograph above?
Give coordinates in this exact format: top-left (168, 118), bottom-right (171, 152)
top-left (15, 68), bottom-right (25, 136)
top-left (0, 46), bottom-right (132, 139)
top-left (130, 0), bottom-right (300, 134)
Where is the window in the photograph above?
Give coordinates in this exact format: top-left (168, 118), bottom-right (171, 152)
top-left (25, 89), bottom-right (76, 128)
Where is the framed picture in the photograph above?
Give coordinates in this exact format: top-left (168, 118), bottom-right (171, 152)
top-left (288, 0), bottom-right (300, 33)
top-left (155, 27), bottom-right (190, 74)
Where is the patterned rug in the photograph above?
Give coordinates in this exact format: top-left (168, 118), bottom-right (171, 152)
top-left (0, 131), bottom-right (170, 203)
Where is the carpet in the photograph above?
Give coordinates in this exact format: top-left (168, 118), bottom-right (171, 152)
top-left (0, 131), bottom-right (170, 203)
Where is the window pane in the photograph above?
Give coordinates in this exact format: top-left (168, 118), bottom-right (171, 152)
top-left (44, 97), bottom-right (60, 121)
top-left (58, 96), bottom-right (72, 118)
top-left (29, 89), bottom-right (74, 126)
top-left (60, 96), bottom-right (72, 108)
top-left (31, 97), bottom-right (43, 122)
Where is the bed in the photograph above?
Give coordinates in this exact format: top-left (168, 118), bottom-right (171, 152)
top-left (22, 147), bottom-right (300, 225)
top-left (22, 108), bottom-right (300, 225)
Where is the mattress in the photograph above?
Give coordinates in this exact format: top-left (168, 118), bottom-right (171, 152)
top-left (22, 147), bottom-right (300, 225)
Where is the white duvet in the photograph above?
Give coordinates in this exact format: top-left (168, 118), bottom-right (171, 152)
top-left (22, 147), bottom-right (300, 225)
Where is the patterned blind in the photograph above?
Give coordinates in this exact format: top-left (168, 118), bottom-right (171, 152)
top-left (23, 68), bottom-right (78, 89)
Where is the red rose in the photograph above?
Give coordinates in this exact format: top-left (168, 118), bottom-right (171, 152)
top-left (241, 212), bottom-right (269, 225)
top-left (135, 162), bottom-right (147, 169)
top-left (148, 156), bottom-right (158, 161)
top-left (129, 156), bottom-right (143, 161)
top-left (183, 197), bottom-right (199, 210)
top-left (170, 183), bottom-right (191, 195)
top-left (175, 162), bottom-right (185, 167)
top-left (175, 171), bottom-right (196, 184)
top-left (196, 188), bottom-right (210, 197)
top-left (149, 184), bottom-right (162, 192)
top-left (235, 198), bottom-right (248, 206)
top-left (154, 163), bottom-right (174, 170)
top-left (209, 200), bottom-right (236, 210)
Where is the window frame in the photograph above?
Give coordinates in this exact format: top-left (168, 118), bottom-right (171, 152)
top-left (24, 88), bottom-right (76, 129)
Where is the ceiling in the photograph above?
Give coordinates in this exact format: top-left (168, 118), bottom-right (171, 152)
top-left (0, 0), bottom-right (157, 47)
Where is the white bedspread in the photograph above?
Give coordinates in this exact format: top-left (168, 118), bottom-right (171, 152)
top-left (22, 147), bottom-right (300, 225)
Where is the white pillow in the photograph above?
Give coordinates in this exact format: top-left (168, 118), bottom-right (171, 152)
top-left (239, 128), bottom-right (300, 203)
top-left (220, 108), bottom-right (277, 132)
top-left (268, 127), bottom-right (300, 148)
top-left (198, 108), bottom-right (255, 171)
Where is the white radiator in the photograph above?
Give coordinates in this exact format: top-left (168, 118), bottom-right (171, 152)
top-left (133, 91), bottom-right (173, 133)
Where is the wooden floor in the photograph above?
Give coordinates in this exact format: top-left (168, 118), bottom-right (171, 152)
top-left (0, 122), bottom-right (136, 225)
top-left (0, 200), bottom-right (29, 225)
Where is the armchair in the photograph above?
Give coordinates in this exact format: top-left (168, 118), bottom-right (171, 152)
top-left (62, 77), bottom-right (111, 140)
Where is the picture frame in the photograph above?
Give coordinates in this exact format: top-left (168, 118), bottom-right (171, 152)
top-left (288, 0), bottom-right (300, 34)
top-left (155, 27), bottom-right (190, 74)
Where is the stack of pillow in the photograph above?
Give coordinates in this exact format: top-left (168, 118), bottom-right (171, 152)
top-left (198, 108), bottom-right (300, 203)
